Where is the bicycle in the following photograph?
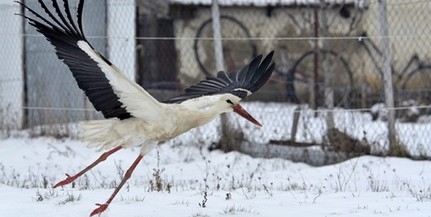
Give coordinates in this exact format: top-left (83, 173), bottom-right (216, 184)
top-left (359, 32), bottom-right (431, 104)
top-left (274, 46), bottom-right (354, 108)
top-left (193, 15), bottom-right (257, 77)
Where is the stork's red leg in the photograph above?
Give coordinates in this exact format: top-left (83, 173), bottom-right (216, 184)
top-left (90, 154), bottom-right (143, 216)
top-left (53, 146), bottom-right (122, 188)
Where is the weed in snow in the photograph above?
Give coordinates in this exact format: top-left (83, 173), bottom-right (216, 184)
top-left (367, 175), bottom-right (389, 192)
top-left (191, 212), bottom-right (210, 217)
top-left (148, 149), bottom-right (172, 192)
top-left (225, 192), bottom-right (231, 200)
top-left (403, 181), bottom-right (431, 202)
top-left (57, 191), bottom-right (82, 205)
top-left (34, 188), bottom-right (58, 202)
top-left (242, 186), bottom-right (257, 200)
top-left (391, 169), bottom-right (431, 201)
top-left (172, 200), bottom-right (190, 206)
top-left (220, 205), bottom-right (260, 215)
top-left (34, 188), bottom-right (82, 205)
top-left (199, 191), bottom-right (208, 208)
top-left (120, 195), bottom-right (146, 202)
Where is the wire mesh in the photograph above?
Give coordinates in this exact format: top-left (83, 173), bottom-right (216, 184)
top-left (1, 0), bottom-right (431, 163)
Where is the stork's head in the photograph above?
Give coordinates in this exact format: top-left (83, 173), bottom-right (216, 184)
top-left (221, 94), bottom-right (262, 127)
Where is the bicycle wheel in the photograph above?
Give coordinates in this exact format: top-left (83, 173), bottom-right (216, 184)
top-left (400, 64), bottom-right (431, 103)
top-left (288, 49), bottom-right (354, 108)
top-left (193, 15), bottom-right (256, 77)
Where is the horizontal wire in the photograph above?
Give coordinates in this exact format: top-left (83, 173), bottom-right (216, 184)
top-left (386, 0), bottom-right (431, 6)
top-left (294, 104), bottom-right (430, 113)
top-left (22, 106), bottom-right (94, 111)
top-left (2, 32), bottom-right (431, 41)
top-left (2, 0), bottom-right (427, 7)
top-left (18, 104), bottom-right (431, 113)
top-left (0, 78), bottom-right (23, 83)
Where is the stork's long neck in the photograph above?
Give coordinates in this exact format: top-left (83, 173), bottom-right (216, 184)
top-left (179, 94), bottom-right (233, 127)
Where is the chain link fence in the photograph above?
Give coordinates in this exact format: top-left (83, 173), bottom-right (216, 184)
top-left (1, 0), bottom-right (431, 164)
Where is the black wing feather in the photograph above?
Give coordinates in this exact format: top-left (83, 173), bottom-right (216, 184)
top-left (216, 70), bottom-right (233, 84)
top-left (62, 0), bottom-right (81, 35)
top-left (76, 0), bottom-right (85, 38)
top-left (17, 0), bottom-right (131, 120)
top-left (166, 51), bottom-right (275, 103)
top-left (242, 54), bottom-right (262, 85)
top-left (38, 0), bottom-right (68, 32)
top-left (248, 52), bottom-right (274, 92)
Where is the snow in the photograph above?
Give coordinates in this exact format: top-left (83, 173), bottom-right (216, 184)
top-left (1, 133), bottom-right (431, 216)
top-left (1, 103), bottom-right (431, 216)
top-left (232, 102), bottom-right (431, 158)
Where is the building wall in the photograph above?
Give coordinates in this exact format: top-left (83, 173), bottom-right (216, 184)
top-left (172, 2), bottom-right (431, 104)
top-left (173, 6), bottom-right (364, 80)
top-left (362, 0), bottom-right (431, 90)
top-left (0, 0), bottom-right (24, 129)
top-left (172, 5), bottom-right (365, 104)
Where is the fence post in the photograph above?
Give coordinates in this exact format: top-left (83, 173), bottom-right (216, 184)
top-left (320, 0), bottom-right (335, 131)
top-left (378, 0), bottom-right (397, 151)
top-left (211, 0), bottom-right (235, 152)
top-left (290, 106), bottom-right (301, 145)
top-left (311, 8), bottom-right (319, 110)
top-left (211, 0), bottom-right (224, 71)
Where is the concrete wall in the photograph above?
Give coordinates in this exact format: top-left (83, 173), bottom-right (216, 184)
top-left (173, 6), bottom-right (364, 83)
top-left (172, 5), bottom-right (365, 105)
top-left (172, 2), bottom-right (431, 103)
top-left (362, 0), bottom-right (431, 90)
top-left (0, 1), bottom-right (24, 129)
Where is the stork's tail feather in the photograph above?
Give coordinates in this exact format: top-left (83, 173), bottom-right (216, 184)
top-left (80, 120), bottom-right (123, 150)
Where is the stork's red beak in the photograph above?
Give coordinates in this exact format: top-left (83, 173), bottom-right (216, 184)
top-left (233, 104), bottom-right (262, 127)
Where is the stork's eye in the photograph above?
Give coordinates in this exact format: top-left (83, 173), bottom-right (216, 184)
top-left (226, 99), bottom-right (234, 105)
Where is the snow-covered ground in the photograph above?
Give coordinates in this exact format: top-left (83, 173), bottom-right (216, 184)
top-left (1, 135), bottom-right (431, 217)
top-left (1, 103), bottom-right (431, 216)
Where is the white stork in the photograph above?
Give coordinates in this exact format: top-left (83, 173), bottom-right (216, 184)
top-left (17, 0), bottom-right (275, 216)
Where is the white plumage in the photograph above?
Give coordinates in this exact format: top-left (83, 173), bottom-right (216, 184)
top-left (81, 93), bottom-right (243, 152)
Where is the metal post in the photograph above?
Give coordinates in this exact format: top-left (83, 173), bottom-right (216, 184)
top-left (211, 0), bottom-right (233, 152)
top-left (211, 0), bottom-right (224, 71)
top-left (291, 106), bottom-right (301, 144)
top-left (312, 8), bottom-right (319, 111)
top-left (320, 0), bottom-right (335, 130)
top-left (378, 0), bottom-right (396, 149)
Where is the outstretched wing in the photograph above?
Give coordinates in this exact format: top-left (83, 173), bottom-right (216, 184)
top-left (166, 51), bottom-right (275, 103)
top-left (17, 0), bottom-right (162, 120)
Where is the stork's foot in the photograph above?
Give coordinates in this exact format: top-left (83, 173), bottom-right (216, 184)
top-left (53, 173), bottom-right (77, 188)
top-left (90, 203), bottom-right (109, 216)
